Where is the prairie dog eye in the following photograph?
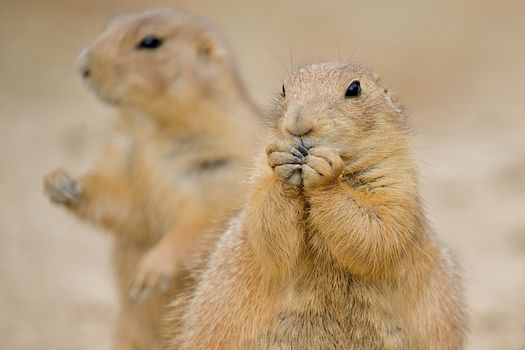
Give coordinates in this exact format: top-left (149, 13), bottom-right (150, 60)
top-left (345, 80), bottom-right (361, 98)
top-left (281, 84), bottom-right (286, 98)
top-left (137, 36), bottom-right (163, 50)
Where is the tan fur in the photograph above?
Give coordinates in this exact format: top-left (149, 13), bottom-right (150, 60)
top-left (165, 62), bottom-right (466, 349)
top-left (43, 9), bottom-right (262, 350)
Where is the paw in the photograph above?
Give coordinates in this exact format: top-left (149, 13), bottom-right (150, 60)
top-left (129, 243), bottom-right (178, 302)
top-left (266, 141), bottom-right (308, 187)
top-left (302, 147), bottom-right (344, 190)
top-left (43, 168), bottom-right (82, 206)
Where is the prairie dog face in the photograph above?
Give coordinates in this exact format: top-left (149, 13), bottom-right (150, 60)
top-left (272, 62), bottom-right (405, 161)
top-left (77, 9), bottom-right (233, 110)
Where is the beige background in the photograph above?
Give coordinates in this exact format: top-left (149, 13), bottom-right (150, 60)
top-left (1, 0), bottom-right (524, 349)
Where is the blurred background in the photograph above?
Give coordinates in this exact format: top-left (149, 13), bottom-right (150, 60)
top-left (1, 0), bottom-right (524, 349)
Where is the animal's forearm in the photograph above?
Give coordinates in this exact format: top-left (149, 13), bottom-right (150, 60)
top-left (245, 174), bottom-right (305, 276)
top-left (306, 182), bottom-right (418, 280)
top-left (71, 173), bottom-right (145, 235)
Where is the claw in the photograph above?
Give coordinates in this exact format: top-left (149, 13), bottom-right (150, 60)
top-left (291, 148), bottom-right (305, 159)
top-left (297, 145), bottom-right (309, 157)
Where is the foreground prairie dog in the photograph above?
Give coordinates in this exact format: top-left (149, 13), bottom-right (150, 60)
top-left (165, 62), bottom-right (466, 349)
top-left (43, 8), bottom-right (262, 350)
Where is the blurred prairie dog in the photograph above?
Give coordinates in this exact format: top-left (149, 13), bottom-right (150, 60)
top-left (165, 62), bottom-right (466, 349)
top-left (43, 8), bottom-right (262, 350)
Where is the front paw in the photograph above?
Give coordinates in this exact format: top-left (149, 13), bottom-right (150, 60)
top-left (129, 244), bottom-right (178, 302)
top-left (266, 141), bottom-right (308, 187)
top-left (43, 168), bottom-right (82, 206)
top-left (302, 147), bottom-right (344, 190)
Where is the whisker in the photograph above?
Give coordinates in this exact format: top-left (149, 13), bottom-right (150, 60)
top-left (261, 40), bottom-right (290, 75)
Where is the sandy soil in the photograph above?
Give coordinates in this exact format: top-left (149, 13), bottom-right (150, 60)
top-left (1, 0), bottom-right (524, 349)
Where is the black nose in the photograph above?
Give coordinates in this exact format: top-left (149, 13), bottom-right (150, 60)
top-left (82, 69), bottom-right (91, 79)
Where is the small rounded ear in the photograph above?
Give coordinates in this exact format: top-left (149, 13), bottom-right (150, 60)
top-left (383, 87), bottom-right (403, 114)
top-left (197, 32), bottom-right (226, 61)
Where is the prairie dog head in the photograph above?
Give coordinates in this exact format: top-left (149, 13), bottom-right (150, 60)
top-left (272, 62), bottom-right (407, 163)
top-left (77, 8), bottom-right (237, 113)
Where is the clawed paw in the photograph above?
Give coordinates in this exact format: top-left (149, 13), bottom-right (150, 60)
top-left (266, 141), bottom-right (308, 187)
top-left (266, 141), bottom-right (343, 190)
top-left (301, 147), bottom-right (344, 190)
top-left (129, 244), bottom-right (178, 302)
top-left (43, 168), bottom-right (82, 206)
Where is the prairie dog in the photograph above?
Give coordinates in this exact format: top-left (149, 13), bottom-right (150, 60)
top-left (43, 8), bottom-right (262, 350)
top-left (165, 62), bottom-right (466, 349)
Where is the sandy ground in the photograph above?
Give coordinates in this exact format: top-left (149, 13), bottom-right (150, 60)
top-left (1, 0), bottom-right (524, 349)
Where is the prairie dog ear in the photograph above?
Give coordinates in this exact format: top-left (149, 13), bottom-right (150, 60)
top-left (197, 32), bottom-right (226, 61)
top-left (382, 84), bottom-right (403, 114)
top-left (370, 72), bottom-right (402, 113)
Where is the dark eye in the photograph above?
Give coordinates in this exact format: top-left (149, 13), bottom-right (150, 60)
top-left (137, 36), bottom-right (163, 50)
top-left (281, 84), bottom-right (286, 97)
top-left (345, 81), bottom-right (361, 98)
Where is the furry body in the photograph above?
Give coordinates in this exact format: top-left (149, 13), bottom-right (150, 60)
top-left (165, 62), bottom-right (466, 350)
top-left (44, 9), bottom-right (262, 350)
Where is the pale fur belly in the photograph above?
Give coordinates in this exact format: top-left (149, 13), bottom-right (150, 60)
top-left (183, 218), bottom-right (405, 349)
